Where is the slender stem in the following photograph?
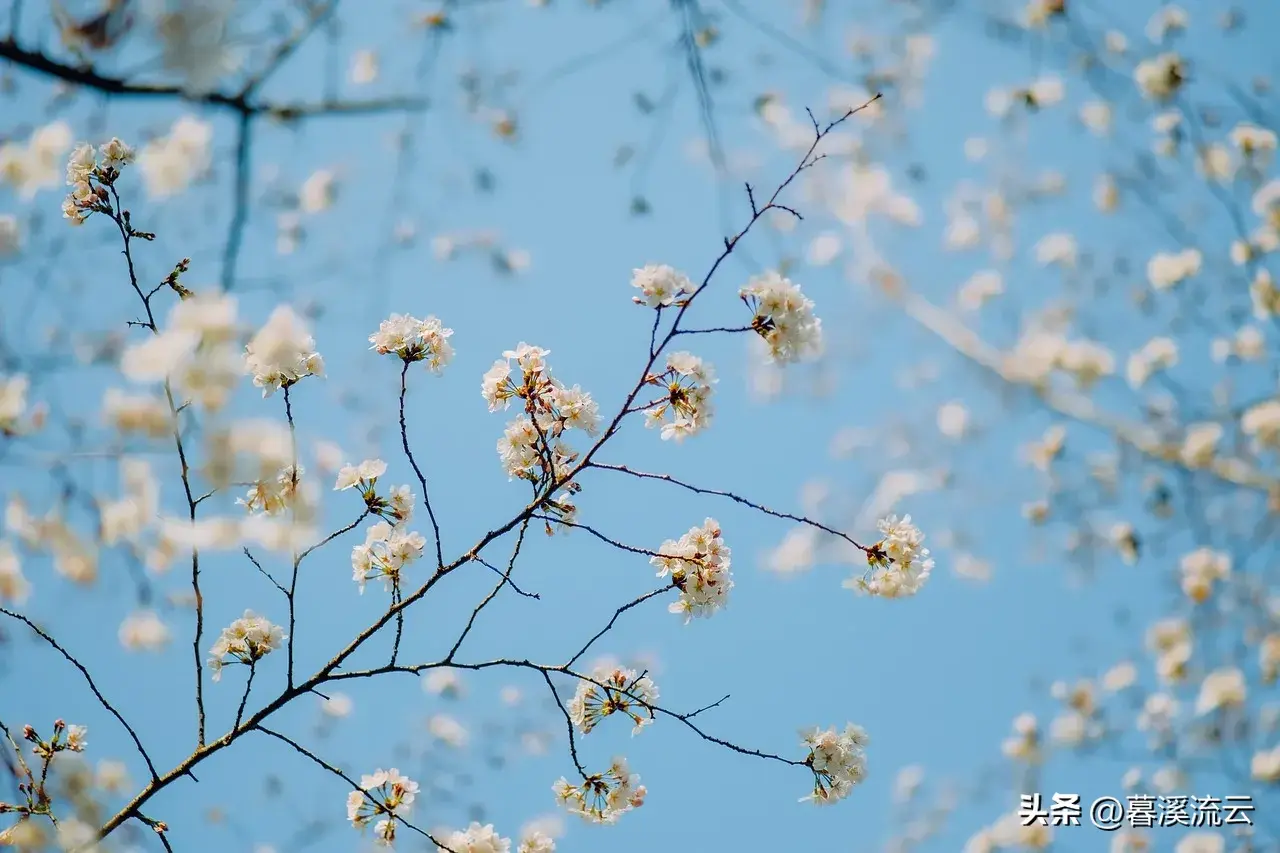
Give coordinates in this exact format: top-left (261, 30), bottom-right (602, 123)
top-left (390, 583), bottom-right (405, 666)
top-left (564, 586), bottom-right (672, 669)
top-left (108, 186), bottom-right (208, 747)
top-left (0, 607), bottom-right (158, 779)
top-left (234, 664), bottom-right (257, 730)
top-left (399, 361), bottom-right (445, 567)
top-left (284, 384), bottom-right (300, 687)
top-left (445, 517), bottom-right (532, 662)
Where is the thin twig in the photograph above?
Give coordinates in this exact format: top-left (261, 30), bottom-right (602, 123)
top-left (399, 361), bottom-right (445, 568)
top-left (445, 518), bottom-right (533, 661)
top-left (591, 463), bottom-right (870, 553)
top-left (0, 608), bottom-right (158, 779)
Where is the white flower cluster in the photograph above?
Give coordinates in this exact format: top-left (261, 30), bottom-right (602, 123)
top-left (336, 458), bottom-right (387, 492)
top-left (62, 137), bottom-right (134, 225)
top-left (1242, 398), bottom-right (1280, 448)
top-left (1147, 248), bottom-right (1202, 289)
top-left (1147, 618), bottom-right (1193, 683)
top-left (0, 541), bottom-right (30, 604)
top-left (370, 313), bottom-right (455, 372)
top-left (1126, 336), bottom-right (1178, 388)
top-left (845, 514), bottom-right (934, 599)
top-left (517, 831), bottom-right (556, 853)
top-left (7, 498), bottom-right (98, 585)
top-left (630, 263), bottom-right (695, 307)
top-left (117, 290), bottom-right (243, 413)
top-left (237, 464), bottom-right (305, 517)
top-left (347, 768), bottom-right (420, 847)
top-left (643, 352), bottom-right (716, 441)
top-left (119, 609), bottom-right (171, 652)
top-left (799, 723), bottom-right (869, 805)
top-left (552, 756), bottom-right (647, 824)
top-left (436, 822), bottom-right (512, 853)
top-left (244, 305), bottom-right (325, 396)
top-left (1196, 667), bottom-right (1246, 715)
top-left (738, 271), bottom-right (824, 364)
top-left (352, 521), bottom-right (426, 594)
top-left (207, 609), bottom-right (286, 681)
top-left (1180, 548), bottom-right (1231, 603)
top-left (568, 666), bottom-right (659, 735)
top-left (137, 115), bottom-right (214, 199)
top-left (155, 0), bottom-right (239, 96)
top-left (336, 458), bottom-right (415, 525)
top-left (0, 121), bottom-right (71, 199)
top-left (651, 518), bottom-right (733, 622)
top-left (483, 344), bottom-right (600, 482)
top-left (1135, 52), bottom-right (1186, 101)
top-left (0, 375), bottom-right (44, 436)
top-left (27, 721), bottom-right (88, 761)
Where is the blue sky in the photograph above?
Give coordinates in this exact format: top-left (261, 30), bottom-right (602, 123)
top-left (3, 1), bottom-right (1279, 851)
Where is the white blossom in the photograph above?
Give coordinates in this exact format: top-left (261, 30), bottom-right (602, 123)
top-left (119, 610), bottom-right (171, 651)
top-left (643, 351), bottom-right (716, 441)
top-left (846, 514), bottom-right (933, 598)
top-left (799, 723), bottom-right (869, 804)
top-left (650, 518), bottom-right (733, 621)
top-left (1195, 668), bottom-right (1246, 715)
top-left (244, 306), bottom-right (324, 396)
top-left (1135, 53), bottom-right (1186, 100)
top-left (630, 263), bottom-right (695, 307)
top-left (351, 521), bottom-right (426, 593)
top-left (436, 822), bottom-right (511, 853)
top-left (1147, 248), bottom-right (1201, 289)
top-left (568, 666), bottom-right (659, 735)
top-left (153, 0), bottom-right (240, 95)
top-left (138, 116), bottom-right (213, 198)
top-left (347, 768), bottom-right (420, 846)
top-left (552, 756), bottom-right (646, 824)
top-left (739, 271), bottom-right (824, 363)
top-left (207, 610), bottom-right (286, 681)
top-left (370, 314), bottom-right (454, 371)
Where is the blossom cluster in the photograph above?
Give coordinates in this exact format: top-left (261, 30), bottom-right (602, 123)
top-left (651, 518), bottom-right (734, 622)
top-left (845, 514), bottom-right (933, 599)
top-left (436, 821), bottom-right (512, 853)
top-left (0, 375), bottom-right (44, 436)
top-left (1179, 548), bottom-right (1231, 604)
top-left (552, 757), bottom-right (646, 824)
top-left (7, 497), bottom-right (98, 585)
top-left (568, 666), bottom-right (659, 735)
top-left (0, 121), bottom-right (72, 199)
top-left (799, 724), bottom-right (869, 805)
top-left (642, 352), bottom-right (716, 441)
top-left (347, 768), bottom-right (420, 847)
top-left (630, 263), bottom-right (695, 307)
top-left (244, 305), bottom-right (325, 396)
top-left (351, 521), bottom-right (427, 594)
top-left (484, 344), bottom-right (599, 483)
top-left (207, 610), bottom-right (287, 681)
top-left (338, 458), bottom-right (427, 592)
top-left (370, 313), bottom-right (455, 372)
top-left (61, 137), bottom-right (134, 225)
top-left (137, 116), bottom-right (214, 198)
top-left (1135, 52), bottom-right (1186, 101)
top-left (738, 271), bottom-right (824, 364)
top-left (336, 458), bottom-right (415, 524)
top-left (238, 464), bottom-right (305, 517)
top-left (116, 289), bottom-right (243, 414)
top-left (25, 720), bottom-right (89, 760)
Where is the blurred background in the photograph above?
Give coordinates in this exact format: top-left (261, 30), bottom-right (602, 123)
top-left (2, 1), bottom-right (1279, 851)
